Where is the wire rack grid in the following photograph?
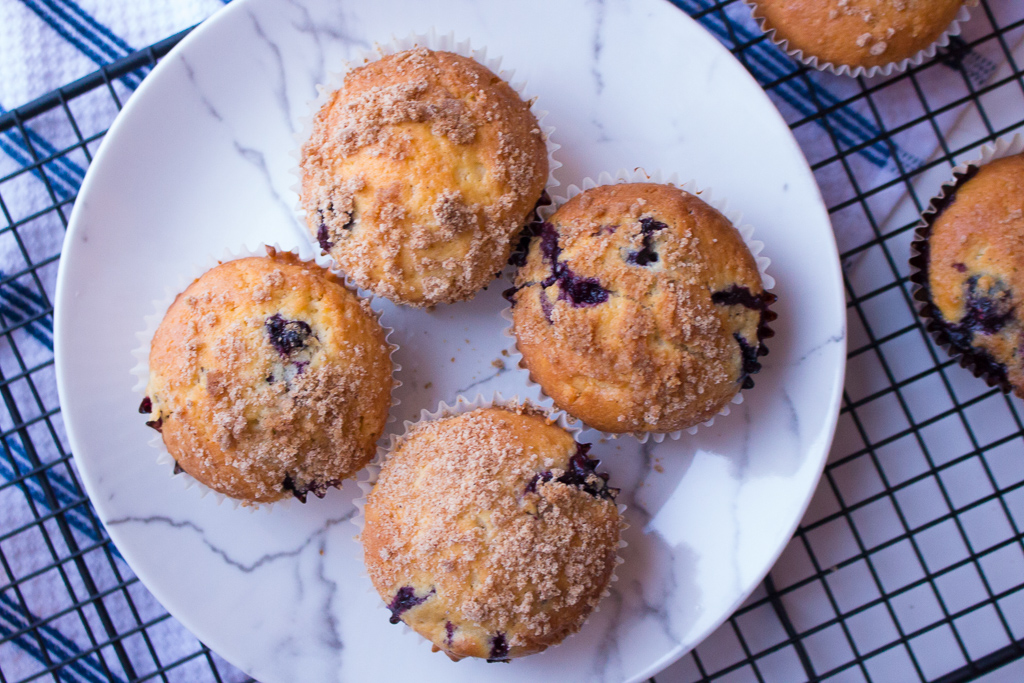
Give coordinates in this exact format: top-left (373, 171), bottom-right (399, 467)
top-left (0, 1), bottom-right (1021, 682)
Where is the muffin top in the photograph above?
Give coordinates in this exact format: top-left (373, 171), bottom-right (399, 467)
top-left (750, 0), bottom-right (966, 70)
top-left (925, 153), bottom-right (1024, 398)
top-left (300, 47), bottom-right (549, 307)
top-left (507, 183), bottom-right (774, 434)
top-left (142, 250), bottom-right (393, 504)
top-left (362, 405), bottom-right (620, 662)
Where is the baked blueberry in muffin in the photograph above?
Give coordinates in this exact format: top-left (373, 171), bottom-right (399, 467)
top-left (362, 404), bottom-right (620, 661)
top-left (141, 248), bottom-right (393, 504)
top-left (912, 152), bottom-right (1024, 397)
top-left (299, 47), bottom-right (549, 307)
top-left (749, 0), bottom-right (968, 71)
top-left (506, 183), bottom-right (775, 435)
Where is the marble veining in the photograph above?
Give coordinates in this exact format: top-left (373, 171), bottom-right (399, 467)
top-left (52, 0), bottom-right (846, 681)
top-left (108, 511), bottom-right (355, 572)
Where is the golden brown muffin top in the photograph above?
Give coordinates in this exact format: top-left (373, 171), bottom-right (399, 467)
top-left (926, 153), bottom-right (1024, 397)
top-left (300, 47), bottom-right (549, 307)
top-left (750, 0), bottom-right (966, 69)
top-left (144, 249), bottom-right (393, 504)
top-left (362, 405), bottom-right (620, 661)
top-left (508, 183), bottom-right (773, 434)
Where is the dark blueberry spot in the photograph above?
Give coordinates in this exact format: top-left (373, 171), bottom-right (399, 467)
top-left (736, 333), bottom-right (761, 389)
top-left (946, 325), bottom-right (974, 352)
top-left (266, 374), bottom-right (275, 383)
top-left (539, 222), bottom-right (561, 265)
top-left (711, 285), bottom-right (774, 312)
top-left (713, 286), bottom-right (778, 387)
top-left (294, 361), bottom-right (309, 375)
top-left (509, 220), bottom-right (544, 268)
top-left (539, 289), bottom-right (554, 323)
top-left (387, 585), bottom-right (435, 624)
top-left (173, 462), bottom-right (184, 475)
top-left (282, 474), bottom-right (340, 503)
top-left (626, 249), bottom-right (657, 267)
top-left (145, 418), bottom-right (163, 433)
top-left (625, 217), bottom-right (668, 267)
top-left (526, 443), bottom-right (618, 501)
top-left (507, 194), bottom-right (552, 267)
top-left (559, 272), bottom-right (609, 306)
top-left (507, 222), bottom-right (610, 311)
top-left (502, 284), bottom-right (520, 306)
top-left (952, 262), bottom-right (967, 273)
top-left (316, 203), bottom-right (356, 252)
top-left (937, 276), bottom-right (1015, 387)
top-left (282, 474), bottom-right (303, 502)
top-left (445, 621), bottom-right (455, 646)
top-left (265, 314), bottom-right (313, 357)
top-left (536, 223), bottom-right (610, 307)
top-left (139, 396), bottom-right (152, 414)
top-left (961, 275), bottom-right (1014, 335)
top-left (317, 223), bottom-right (333, 251)
top-left (487, 633), bottom-right (510, 663)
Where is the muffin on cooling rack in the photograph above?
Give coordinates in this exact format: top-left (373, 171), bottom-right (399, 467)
top-left (299, 46), bottom-right (549, 307)
top-left (749, 0), bottom-right (969, 71)
top-left (506, 182), bottom-right (775, 435)
top-left (912, 152), bottom-right (1024, 398)
top-left (140, 249), bottom-right (393, 504)
top-left (362, 404), bottom-right (620, 662)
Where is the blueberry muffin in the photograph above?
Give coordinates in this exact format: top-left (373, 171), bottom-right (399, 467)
top-left (299, 47), bottom-right (549, 307)
top-left (912, 153), bottom-right (1024, 398)
top-left (749, 0), bottom-right (968, 70)
top-left (506, 183), bottom-right (775, 434)
top-left (141, 249), bottom-right (393, 504)
top-left (362, 404), bottom-right (620, 662)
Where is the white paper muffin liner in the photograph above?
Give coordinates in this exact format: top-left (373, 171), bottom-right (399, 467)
top-left (129, 242), bottom-right (402, 511)
top-left (501, 168), bottom-right (776, 444)
top-left (289, 29), bottom-right (562, 290)
top-left (745, 1), bottom-right (975, 79)
top-left (353, 392), bottom-right (628, 656)
top-left (909, 134), bottom-right (1024, 393)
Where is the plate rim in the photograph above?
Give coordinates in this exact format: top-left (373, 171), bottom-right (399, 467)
top-left (53, 0), bottom-right (848, 679)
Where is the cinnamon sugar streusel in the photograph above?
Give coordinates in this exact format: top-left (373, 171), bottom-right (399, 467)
top-left (362, 405), bottom-right (620, 662)
top-left (506, 183), bottom-right (775, 434)
top-left (749, 0), bottom-right (969, 71)
top-left (299, 47), bottom-right (549, 307)
top-left (141, 249), bottom-right (393, 505)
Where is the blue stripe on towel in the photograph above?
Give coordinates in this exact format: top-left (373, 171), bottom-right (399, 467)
top-left (0, 301), bottom-right (53, 349)
top-left (0, 104), bottom-right (86, 199)
top-left (17, 0), bottom-right (144, 89)
top-left (0, 592), bottom-right (124, 683)
top-left (0, 272), bottom-right (119, 558)
top-left (0, 437), bottom-right (112, 552)
top-left (46, 0), bottom-right (136, 55)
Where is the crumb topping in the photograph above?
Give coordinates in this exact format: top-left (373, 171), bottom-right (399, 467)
top-left (509, 183), bottom-right (772, 433)
top-left (753, 0), bottom-right (966, 68)
top-left (145, 249), bottom-right (393, 503)
top-left (300, 48), bottom-right (549, 306)
top-left (363, 406), bottom-right (620, 660)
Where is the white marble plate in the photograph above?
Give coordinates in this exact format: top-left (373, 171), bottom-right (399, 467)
top-left (53, 0), bottom-right (846, 681)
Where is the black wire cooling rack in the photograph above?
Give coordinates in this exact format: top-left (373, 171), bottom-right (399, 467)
top-left (0, 1), bottom-right (1022, 681)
